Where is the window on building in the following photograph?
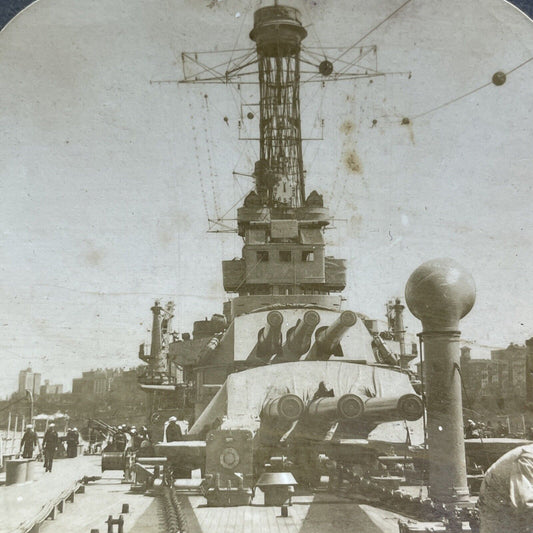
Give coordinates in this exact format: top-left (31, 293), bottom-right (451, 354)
top-left (302, 250), bottom-right (314, 262)
top-left (256, 251), bottom-right (269, 262)
top-left (279, 250), bottom-right (291, 262)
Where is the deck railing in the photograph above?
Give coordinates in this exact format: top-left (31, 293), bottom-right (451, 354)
top-left (0, 413), bottom-right (25, 467)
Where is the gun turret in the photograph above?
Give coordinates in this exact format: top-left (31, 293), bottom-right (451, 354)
top-left (307, 394), bottom-right (364, 422)
top-left (361, 394), bottom-right (424, 422)
top-left (284, 310), bottom-right (320, 358)
top-left (257, 310), bottom-right (283, 359)
top-left (307, 310), bottom-right (357, 360)
top-left (372, 334), bottom-right (400, 366)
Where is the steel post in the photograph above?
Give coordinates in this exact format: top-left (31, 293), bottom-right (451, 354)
top-left (150, 300), bottom-right (162, 359)
top-left (525, 337), bottom-right (533, 404)
top-left (405, 258), bottom-right (475, 504)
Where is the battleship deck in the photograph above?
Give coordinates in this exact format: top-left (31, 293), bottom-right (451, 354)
top-left (39, 487), bottom-right (404, 533)
top-left (180, 491), bottom-right (402, 533)
top-left (6, 462), bottom-right (408, 533)
top-left (0, 455), bottom-right (100, 533)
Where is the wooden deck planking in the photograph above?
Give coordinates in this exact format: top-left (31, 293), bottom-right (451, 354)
top-left (0, 455), bottom-right (101, 533)
top-left (185, 491), bottom-right (405, 533)
top-left (187, 497), bottom-right (309, 533)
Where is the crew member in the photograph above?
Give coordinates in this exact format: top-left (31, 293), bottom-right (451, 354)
top-left (465, 419), bottom-right (477, 439)
top-left (66, 427), bottom-right (79, 457)
top-left (42, 423), bottom-right (59, 472)
top-left (129, 428), bottom-right (143, 452)
top-left (497, 421), bottom-right (509, 437)
top-left (478, 443), bottom-right (533, 532)
top-left (165, 416), bottom-right (183, 442)
top-left (136, 439), bottom-right (155, 458)
top-left (20, 424), bottom-right (40, 459)
top-left (113, 426), bottom-right (127, 452)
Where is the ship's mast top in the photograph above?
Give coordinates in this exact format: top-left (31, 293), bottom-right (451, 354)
top-left (249, 4), bottom-right (307, 208)
top-left (173, 3), bottom-right (404, 303)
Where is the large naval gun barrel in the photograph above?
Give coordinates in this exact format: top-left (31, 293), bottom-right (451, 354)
top-left (258, 394), bottom-right (305, 447)
top-left (262, 394), bottom-right (305, 424)
top-left (361, 394), bottom-right (424, 422)
top-left (307, 311), bottom-right (357, 360)
top-left (307, 394), bottom-right (365, 422)
top-left (285, 310), bottom-right (320, 358)
top-left (406, 258), bottom-right (476, 504)
top-left (257, 310), bottom-right (283, 359)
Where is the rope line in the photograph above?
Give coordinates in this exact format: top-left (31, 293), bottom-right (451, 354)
top-left (187, 96), bottom-right (210, 221)
top-left (331, 0), bottom-right (413, 65)
top-left (412, 56), bottom-right (533, 120)
top-left (201, 95), bottom-right (221, 218)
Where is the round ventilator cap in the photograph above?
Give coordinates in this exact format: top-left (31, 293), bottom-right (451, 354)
top-left (405, 258), bottom-right (475, 331)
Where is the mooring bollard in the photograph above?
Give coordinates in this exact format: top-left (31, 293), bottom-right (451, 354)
top-left (121, 503), bottom-right (129, 514)
top-left (105, 515), bottom-right (124, 533)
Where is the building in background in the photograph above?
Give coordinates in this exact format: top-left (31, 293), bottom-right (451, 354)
top-left (460, 343), bottom-right (527, 409)
top-left (18, 367), bottom-right (41, 396)
top-left (71, 368), bottom-right (141, 398)
top-left (40, 380), bottom-right (64, 396)
top-left (72, 369), bottom-right (115, 396)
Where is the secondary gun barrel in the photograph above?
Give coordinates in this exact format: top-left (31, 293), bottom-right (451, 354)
top-left (309, 310), bottom-right (357, 359)
top-left (258, 394), bottom-right (305, 447)
top-left (307, 394), bottom-right (364, 421)
top-left (263, 394), bottom-right (305, 423)
top-left (286, 310), bottom-right (320, 357)
top-left (257, 310), bottom-right (283, 359)
top-left (361, 394), bottom-right (424, 422)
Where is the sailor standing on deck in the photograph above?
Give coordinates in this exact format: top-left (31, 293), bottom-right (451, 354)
top-left (478, 443), bottom-right (533, 532)
top-left (165, 416), bottom-right (183, 442)
top-left (113, 425), bottom-right (127, 452)
top-left (20, 424), bottom-right (40, 459)
top-left (42, 423), bottom-right (59, 472)
top-left (66, 427), bottom-right (79, 457)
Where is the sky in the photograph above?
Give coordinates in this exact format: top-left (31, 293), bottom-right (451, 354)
top-left (1, 0), bottom-right (533, 394)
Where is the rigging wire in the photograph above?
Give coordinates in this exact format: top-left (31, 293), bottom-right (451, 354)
top-left (411, 56), bottom-right (533, 121)
top-left (210, 188), bottom-right (253, 230)
top-left (234, 252), bottom-right (265, 293)
top-left (331, 0), bottom-right (413, 65)
top-left (299, 1), bottom-right (328, 61)
top-left (187, 95), bottom-right (211, 222)
top-left (165, 0), bottom-right (185, 328)
top-left (201, 95), bottom-right (221, 219)
top-left (303, 82), bottom-right (328, 174)
top-left (226, 5), bottom-right (250, 73)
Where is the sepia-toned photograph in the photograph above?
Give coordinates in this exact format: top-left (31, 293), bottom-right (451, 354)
top-left (1, 1), bottom-right (533, 531)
